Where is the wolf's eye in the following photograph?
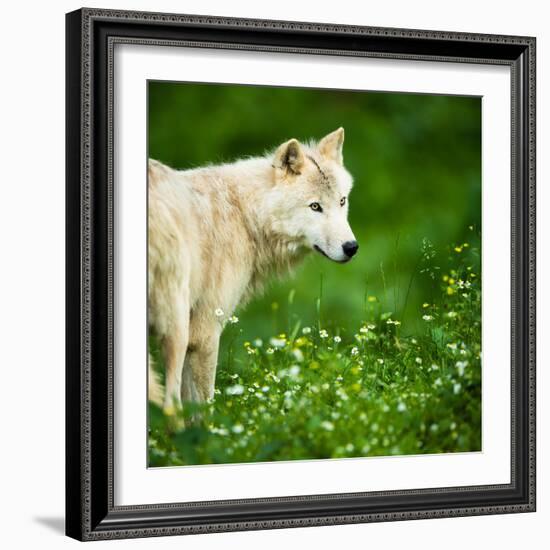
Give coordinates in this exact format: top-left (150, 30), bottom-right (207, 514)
top-left (309, 202), bottom-right (323, 212)
top-left (340, 197), bottom-right (346, 206)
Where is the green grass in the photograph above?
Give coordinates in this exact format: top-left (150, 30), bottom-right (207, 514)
top-left (148, 234), bottom-right (481, 467)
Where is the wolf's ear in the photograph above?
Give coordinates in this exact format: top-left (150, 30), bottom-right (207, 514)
top-left (318, 127), bottom-right (344, 164)
top-left (273, 139), bottom-right (305, 176)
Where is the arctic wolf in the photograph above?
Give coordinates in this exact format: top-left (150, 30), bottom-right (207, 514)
top-left (148, 128), bottom-right (358, 414)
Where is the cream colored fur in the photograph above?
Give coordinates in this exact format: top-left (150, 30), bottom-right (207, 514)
top-left (148, 128), bottom-right (357, 413)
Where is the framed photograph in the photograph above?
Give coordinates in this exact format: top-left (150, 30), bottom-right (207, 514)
top-left (65, 8), bottom-right (536, 541)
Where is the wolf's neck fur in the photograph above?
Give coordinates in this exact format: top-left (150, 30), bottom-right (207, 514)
top-left (209, 156), bottom-right (310, 300)
top-left (246, 229), bottom-right (309, 300)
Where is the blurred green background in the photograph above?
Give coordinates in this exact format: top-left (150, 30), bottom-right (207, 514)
top-left (148, 82), bottom-right (481, 344)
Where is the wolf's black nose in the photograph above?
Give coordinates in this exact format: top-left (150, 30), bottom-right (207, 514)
top-left (342, 240), bottom-right (359, 258)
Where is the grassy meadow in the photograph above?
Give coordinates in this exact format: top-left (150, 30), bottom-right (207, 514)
top-left (147, 82), bottom-right (482, 466)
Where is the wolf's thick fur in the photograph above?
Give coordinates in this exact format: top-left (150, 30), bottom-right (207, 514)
top-left (148, 128), bottom-right (357, 412)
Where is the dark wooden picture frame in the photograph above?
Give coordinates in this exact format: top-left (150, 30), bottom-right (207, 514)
top-left (66, 8), bottom-right (536, 541)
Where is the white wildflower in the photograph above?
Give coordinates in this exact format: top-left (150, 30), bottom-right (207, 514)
top-left (232, 424), bottom-right (244, 434)
top-left (289, 365), bottom-right (301, 378)
top-left (319, 329), bottom-right (328, 338)
top-left (226, 384), bottom-right (244, 396)
top-left (336, 388), bottom-right (349, 401)
top-left (266, 348), bottom-right (275, 355)
top-left (210, 427), bottom-right (229, 436)
top-left (321, 421), bottom-right (334, 431)
top-left (397, 402), bottom-right (407, 412)
top-left (302, 326), bottom-right (312, 335)
top-left (415, 357), bottom-right (422, 365)
top-left (228, 315), bottom-right (239, 324)
top-left (455, 360), bottom-right (468, 376)
top-left (291, 348), bottom-right (304, 362)
top-left (333, 335), bottom-right (342, 343)
top-left (422, 314), bottom-right (433, 321)
top-left (351, 346), bottom-right (359, 356)
top-left (269, 337), bottom-right (286, 348)
top-left (253, 338), bottom-right (263, 347)
top-left (214, 308), bottom-right (224, 317)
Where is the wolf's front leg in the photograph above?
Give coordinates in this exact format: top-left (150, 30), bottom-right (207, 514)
top-left (185, 320), bottom-right (222, 403)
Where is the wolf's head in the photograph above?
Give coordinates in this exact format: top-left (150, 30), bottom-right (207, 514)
top-left (268, 128), bottom-right (358, 263)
